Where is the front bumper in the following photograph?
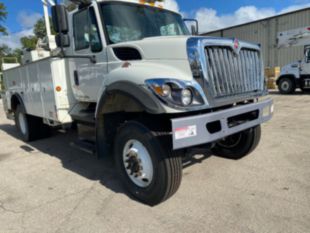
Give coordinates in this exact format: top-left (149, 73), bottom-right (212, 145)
top-left (171, 98), bottom-right (273, 150)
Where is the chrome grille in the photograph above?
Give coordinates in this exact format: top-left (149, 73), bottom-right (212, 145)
top-left (205, 46), bottom-right (264, 98)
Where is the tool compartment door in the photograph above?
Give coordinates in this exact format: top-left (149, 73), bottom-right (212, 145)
top-left (38, 58), bottom-right (58, 120)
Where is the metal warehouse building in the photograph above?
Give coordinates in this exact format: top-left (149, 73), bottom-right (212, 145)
top-left (201, 7), bottom-right (310, 68)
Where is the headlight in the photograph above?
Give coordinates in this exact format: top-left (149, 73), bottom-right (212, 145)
top-left (161, 84), bottom-right (171, 97)
top-left (181, 88), bottom-right (193, 106)
top-left (145, 79), bottom-right (205, 108)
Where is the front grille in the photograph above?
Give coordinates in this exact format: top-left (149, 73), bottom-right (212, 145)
top-left (205, 46), bottom-right (264, 98)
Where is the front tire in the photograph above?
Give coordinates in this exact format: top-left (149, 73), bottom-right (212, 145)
top-left (212, 125), bottom-right (261, 160)
top-left (114, 121), bottom-right (182, 206)
top-left (278, 77), bottom-right (295, 94)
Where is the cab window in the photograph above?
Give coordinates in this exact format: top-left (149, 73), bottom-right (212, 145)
top-left (73, 7), bottom-right (102, 52)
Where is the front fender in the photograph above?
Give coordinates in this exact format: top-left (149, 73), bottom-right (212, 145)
top-left (96, 61), bottom-right (194, 116)
top-left (280, 63), bottom-right (300, 79)
top-left (95, 81), bottom-right (165, 118)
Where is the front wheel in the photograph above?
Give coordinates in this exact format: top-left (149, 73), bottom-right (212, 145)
top-left (212, 125), bottom-right (261, 160)
top-left (278, 77), bottom-right (295, 94)
top-left (114, 121), bottom-right (182, 206)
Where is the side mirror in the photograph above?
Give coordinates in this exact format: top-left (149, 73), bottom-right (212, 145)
top-left (183, 19), bottom-right (199, 35)
top-left (55, 34), bottom-right (70, 48)
top-left (191, 25), bottom-right (197, 36)
top-left (51, 5), bottom-right (69, 34)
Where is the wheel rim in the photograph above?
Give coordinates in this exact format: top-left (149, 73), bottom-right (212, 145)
top-left (122, 139), bottom-right (154, 188)
top-left (18, 112), bottom-right (27, 135)
top-left (217, 133), bottom-right (242, 149)
top-left (281, 81), bottom-right (290, 91)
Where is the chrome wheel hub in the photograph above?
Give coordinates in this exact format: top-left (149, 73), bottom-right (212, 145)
top-left (123, 140), bottom-right (153, 188)
top-left (281, 81), bottom-right (290, 91)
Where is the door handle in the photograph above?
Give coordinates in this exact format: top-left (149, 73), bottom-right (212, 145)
top-left (74, 70), bottom-right (79, 86)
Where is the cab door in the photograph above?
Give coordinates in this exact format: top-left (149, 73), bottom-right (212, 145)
top-left (302, 46), bottom-right (310, 75)
top-left (69, 5), bottom-right (107, 102)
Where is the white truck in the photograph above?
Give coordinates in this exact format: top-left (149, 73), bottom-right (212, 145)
top-left (1, 58), bottom-right (20, 97)
top-left (1, 0), bottom-right (273, 205)
top-left (277, 26), bottom-right (310, 94)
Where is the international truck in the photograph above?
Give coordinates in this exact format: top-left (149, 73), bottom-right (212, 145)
top-left (1, 0), bottom-right (273, 205)
top-left (277, 26), bottom-right (310, 94)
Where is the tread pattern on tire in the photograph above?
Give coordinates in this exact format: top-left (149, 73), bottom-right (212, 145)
top-left (115, 121), bottom-right (183, 206)
top-left (162, 150), bottom-right (183, 202)
top-left (15, 105), bottom-right (50, 142)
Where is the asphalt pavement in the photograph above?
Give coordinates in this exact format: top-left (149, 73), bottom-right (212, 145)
top-left (0, 92), bottom-right (309, 233)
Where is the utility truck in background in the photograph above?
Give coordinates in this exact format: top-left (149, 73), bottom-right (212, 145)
top-left (1, 0), bottom-right (273, 205)
top-left (0, 58), bottom-right (20, 97)
top-left (277, 26), bottom-right (310, 94)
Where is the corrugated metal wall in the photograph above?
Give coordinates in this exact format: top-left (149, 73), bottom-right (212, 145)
top-left (202, 8), bottom-right (310, 68)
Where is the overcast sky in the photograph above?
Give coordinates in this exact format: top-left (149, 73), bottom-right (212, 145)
top-left (0, 0), bottom-right (310, 48)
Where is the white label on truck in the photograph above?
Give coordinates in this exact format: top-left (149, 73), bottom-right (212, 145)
top-left (175, 125), bottom-right (197, 140)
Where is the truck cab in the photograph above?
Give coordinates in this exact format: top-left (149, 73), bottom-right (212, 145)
top-left (277, 45), bottom-right (310, 94)
top-left (302, 45), bottom-right (310, 74)
top-left (64, 1), bottom-right (192, 104)
top-left (1, 0), bottom-right (273, 205)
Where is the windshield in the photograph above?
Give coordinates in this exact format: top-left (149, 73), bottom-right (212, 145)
top-left (100, 2), bottom-right (190, 44)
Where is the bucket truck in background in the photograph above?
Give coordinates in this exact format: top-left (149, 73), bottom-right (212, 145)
top-left (277, 26), bottom-right (310, 94)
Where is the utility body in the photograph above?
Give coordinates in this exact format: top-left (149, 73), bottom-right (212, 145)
top-left (277, 26), bottom-right (310, 94)
top-left (1, 0), bottom-right (273, 205)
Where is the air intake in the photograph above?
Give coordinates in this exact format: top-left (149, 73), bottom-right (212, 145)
top-left (113, 47), bottom-right (142, 61)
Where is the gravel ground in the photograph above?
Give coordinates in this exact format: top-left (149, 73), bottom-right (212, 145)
top-left (0, 92), bottom-right (309, 233)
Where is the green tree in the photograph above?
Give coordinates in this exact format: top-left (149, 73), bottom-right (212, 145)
top-left (34, 18), bottom-right (47, 39)
top-left (0, 45), bottom-right (21, 72)
top-left (20, 17), bottom-right (55, 50)
top-left (20, 36), bottom-right (38, 50)
top-left (0, 2), bottom-right (8, 35)
top-left (0, 44), bottom-right (11, 56)
top-left (12, 48), bottom-right (23, 63)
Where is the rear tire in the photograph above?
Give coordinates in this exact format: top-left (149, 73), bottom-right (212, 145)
top-left (15, 105), bottom-right (49, 142)
top-left (212, 125), bottom-right (261, 160)
top-left (114, 121), bottom-right (182, 206)
top-left (278, 77), bottom-right (295, 94)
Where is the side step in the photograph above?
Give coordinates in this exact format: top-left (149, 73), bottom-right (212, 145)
top-left (70, 103), bottom-right (96, 126)
top-left (71, 112), bottom-right (95, 126)
top-left (70, 139), bottom-right (96, 155)
top-left (70, 122), bottom-right (97, 155)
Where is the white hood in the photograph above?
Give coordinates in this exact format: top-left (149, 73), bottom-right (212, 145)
top-left (110, 36), bottom-right (191, 60)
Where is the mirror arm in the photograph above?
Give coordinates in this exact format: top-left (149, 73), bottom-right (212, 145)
top-left (183, 18), bottom-right (199, 35)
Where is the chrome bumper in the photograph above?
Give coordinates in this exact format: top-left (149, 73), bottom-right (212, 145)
top-left (171, 98), bottom-right (273, 150)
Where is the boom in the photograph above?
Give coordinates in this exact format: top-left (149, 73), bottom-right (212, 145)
top-left (278, 26), bottom-right (310, 48)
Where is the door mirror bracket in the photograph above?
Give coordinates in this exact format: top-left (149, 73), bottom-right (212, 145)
top-left (183, 19), bottom-right (199, 35)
